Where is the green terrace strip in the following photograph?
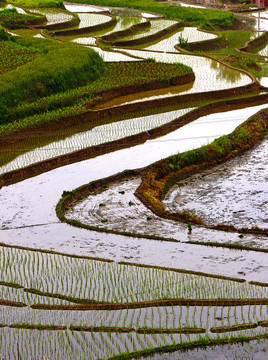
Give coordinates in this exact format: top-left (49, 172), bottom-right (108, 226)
top-left (241, 31), bottom-right (268, 54)
top-left (0, 37), bottom-right (41, 74)
top-left (67, 0), bottom-right (236, 30)
top-left (0, 8), bottom-right (46, 29)
top-left (0, 36), bottom-right (105, 117)
top-left (135, 108), bottom-right (268, 234)
top-left (106, 335), bottom-right (268, 360)
top-left (10, 0), bottom-right (64, 8)
top-left (0, 59), bottom-right (194, 133)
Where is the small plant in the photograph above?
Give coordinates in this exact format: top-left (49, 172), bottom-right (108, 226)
top-left (101, 219), bottom-right (108, 223)
top-left (99, 203), bottom-right (106, 207)
top-left (146, 216), bottom-right (152, 221)
top-left (238, 234), bottom-right (244, 239)
top-left (128, 201), bottom-right (134, 206)
top-left (178, 35), bottom-right (189, 50)
top-left (145, 57), bottom-right (156, 63)
top-left (187, 224), bottom-right (192, 234)
top-left (102, 184), bottom-right (107, 189)
top-left (62, 190), bottom-right (73, 196)
top-left (119, 190), bottom-right (125, 194)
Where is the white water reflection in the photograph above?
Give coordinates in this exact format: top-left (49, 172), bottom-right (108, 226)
top-left (250, 11), bottom-right (268, 31)
top-left (75, 12), bottom-right (111, 28)
top-left (139, 27), bottom-right (217, 52)
top-left (64, 3), bottom-right (109, 12)
top-left (119, 19), bottom-right (177, 41)
top-left (87, 46), bottom-right (140, 61)
top-left (259, 44), bottom-right (268, 57)
top-left (31, 8), bottom-right (73, 26)
top-left (0, 4), bottom-right (27, 14)
top-left (71, 15), bottom-right (144, 45)
top-left (0, 108), bottom-right (193, 174)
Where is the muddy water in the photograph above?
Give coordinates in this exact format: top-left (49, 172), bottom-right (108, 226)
top-left (164, 136), bottom-right (268, 230)
top-left (66, 174), bottom-right (268, 251)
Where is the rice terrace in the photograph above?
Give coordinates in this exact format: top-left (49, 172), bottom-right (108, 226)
top-left (0, 0), bottom-right (267, 358)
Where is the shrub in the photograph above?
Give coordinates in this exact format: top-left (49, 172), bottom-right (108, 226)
top-left (178, 35), bottom-right (189, 50)
top-left (0, 99), bottom-right (11, 125)
top-left (0, 26), bottom-right (8, 41)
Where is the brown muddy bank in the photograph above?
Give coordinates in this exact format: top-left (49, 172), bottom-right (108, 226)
top-left (135, 108), bottom-right (268, 235)
top-left (31, 298), bottom-right (268, 311)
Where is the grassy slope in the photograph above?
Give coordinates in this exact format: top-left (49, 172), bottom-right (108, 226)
top-left (0, 60), bottom-right (193, 135)
top-left (10, 0), bottom-right (64, 8)
top-left (0, 36), bottom-right (105, 111)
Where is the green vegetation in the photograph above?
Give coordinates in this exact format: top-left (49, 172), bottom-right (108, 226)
top-left (0, 25), bottom-right (8, 41)
top-left (0, 36), bottom-right (105, 116)
top-left (0, 39), bottom-right (40, 75)
top-left (0, 8), bottom-right (45, 29)
top-left (178, 35), bottom-right (189, 50)
top-left (67, 0), bottom-right (236, 30)
top-left (0, 58), bottom-right (193, 132)
top-left (11, 0), bottom-right (64, 8)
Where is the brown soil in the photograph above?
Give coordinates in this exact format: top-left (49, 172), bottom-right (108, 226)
top-left (0, 299), bottom-right (27, 307)
top-left (210, 323), bottom-right (258, 333)
top-left (31, 298), bottom-right (268, 311)
top-left (137, 327), bottom-right (206, 334)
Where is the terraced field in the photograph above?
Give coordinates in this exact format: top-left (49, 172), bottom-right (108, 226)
top-left (0, 1), bottom-right (267, 359)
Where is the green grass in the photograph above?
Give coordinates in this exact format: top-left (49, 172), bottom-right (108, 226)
top-left (0, 40), bottom-right (40, 74)
top-left (10, 0), bottom-right (64, 8)
top-left (0, 36), bottom-right (105, 122)
top-left (0, 8), bottom-right (45, 29)
top-left (67, 0), bottom-right (236, 30)
top-left (0, 59), bottom-right (193, 132)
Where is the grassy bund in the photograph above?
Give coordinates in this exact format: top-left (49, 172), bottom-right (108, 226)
top-left (0, 0), bottom-right (268, 358)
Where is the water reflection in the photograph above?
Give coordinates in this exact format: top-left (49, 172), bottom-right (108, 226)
top-left (0, 107), bottom-right (193, 174)
top-left (210, 58), bottom-right (242, 84)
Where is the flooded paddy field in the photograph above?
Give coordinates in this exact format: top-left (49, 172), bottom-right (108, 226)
top-left (164, 135), bottom-right (268, 230)
top-left (0, 1), bottom-right (267, 358)
top-left (133, 26), bottom-right (217, 52)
